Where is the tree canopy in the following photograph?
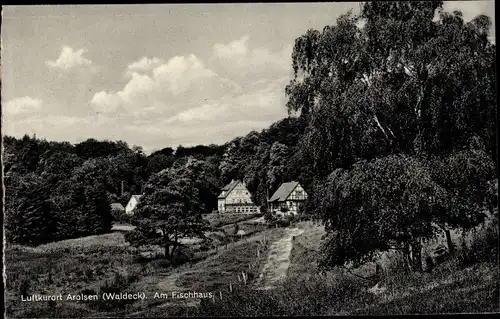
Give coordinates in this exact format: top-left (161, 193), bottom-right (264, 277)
top-left (125, 158), bottom-right (212, 259)
top-left (286, 1), bottom-right (496, 270)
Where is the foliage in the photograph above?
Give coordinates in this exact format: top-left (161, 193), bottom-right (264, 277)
top-left (457, 213), bottom-right (499, 266)
top-left (426, 137), bottom-right (497, 229)
top-left (286, 1), bottom-right (495, 175)
top-left (285, 1), bottom-right (496, 270)
top-left (314, 154), bottom-right (450, 270)
top-left (74, 138), bottom-right (130, 159)
top-left (125, 158), bottom-right (212, 260)
top-left (3, 132), bottom-right (228, 245)
top-left (4, 173), bottom-right (57, 245)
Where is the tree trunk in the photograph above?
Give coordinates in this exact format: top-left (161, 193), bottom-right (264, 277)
top-left (445, 229), bottom-right (454, 254)
top-left (171, 243), bottom-right (178, 257)
top-left (403, 243), bottom-right (412, 272)
top-left (171, 230), bottom-right (179, 259)
top-left (164, 244), bottom-right (170, 259)
top-left (410, 239), bottom-right (423, 272)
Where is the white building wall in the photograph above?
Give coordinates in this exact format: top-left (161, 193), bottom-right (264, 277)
top-left (125, 197), bottom-right (139, 215)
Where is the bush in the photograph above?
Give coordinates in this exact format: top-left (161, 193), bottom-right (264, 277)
top-left (19, 277), bottom-right (31, 297)
top-left (171, 247), bottom-right (194, 266)
top-left (280, 206), bottom-right (290, 213)
top-left (458, 215), bottom-right (498, 266)
top-left (149, 258), bottom-right (172, 269)
top-left (111, 209), bottom-right (127, 222)
top-left (199, 240), bottom-right (213, 252)
top-left (264, 210), bottom-right (274, 222)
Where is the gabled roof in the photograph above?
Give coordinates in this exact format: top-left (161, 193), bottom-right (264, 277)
top-left (111, 203), bottom-right (125, 210)
top-left (268, 181), bottom-right (300, 202)
top-left (130, 195), bottom-right (143, 202)
top-left (218, 180), bottom-right (239, 199)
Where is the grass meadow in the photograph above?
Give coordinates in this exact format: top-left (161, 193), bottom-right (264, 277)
top-left (5, 213), bottom-right (499, 317)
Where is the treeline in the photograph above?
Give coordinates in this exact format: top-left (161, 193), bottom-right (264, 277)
top-left (3, 118), bottom-right (300, 246)
top-left (3, 136), bottom-right (225, 245)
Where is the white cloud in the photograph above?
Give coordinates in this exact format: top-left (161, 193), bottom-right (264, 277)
top-left (3, 96), bottom-right (43, 115)
top-left (87, 41), bottom-right (292, 150)
top-left (125, 57), bottom-right (163, 77)
top-left (213, 35), bottom-right (250, 59)
top-left (211, 35), bottom-right (293, 79)
top-left (117, 72), bottom-right (156, 104)
top-left (90, 91), bottom-right (122, 113)
top-left (46, 46), bottom-right (93, 71)
top-left (166, 76), bottom-right (289, 125)
top-left (91, 53), bottom-right (240, 115)
top-left (153, 54), bottom-right (219, 96)
top-left (442, 1), bottom-right (494, 23)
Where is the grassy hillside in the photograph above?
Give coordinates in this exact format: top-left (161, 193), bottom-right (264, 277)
top-left (188, 218), bottom-right (499, 316)
top-left (4, 223), bottom-right (284, 318)
top-left (5, 214), bottom-right (498, 317)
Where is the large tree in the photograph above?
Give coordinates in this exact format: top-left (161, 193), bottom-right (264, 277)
top-left (5, 172), bottom-right (56, 245)
top-left (287, 1), bottom-right (496, 270)
top-left (125, 158), bottom-right (211, 259)
top-left (286, 1), bottom-right (496, 177)
top-left (315, 154), bottom-right (450, 270)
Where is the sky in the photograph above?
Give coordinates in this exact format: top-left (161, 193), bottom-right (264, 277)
top-left (1, 2), bottom-right (495, 154)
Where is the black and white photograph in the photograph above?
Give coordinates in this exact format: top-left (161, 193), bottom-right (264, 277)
top-left (1, 2), bottom-right (498, 317)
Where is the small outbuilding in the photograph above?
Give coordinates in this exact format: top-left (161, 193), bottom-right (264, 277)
top-left (125, 195), bottom-right (143, 215)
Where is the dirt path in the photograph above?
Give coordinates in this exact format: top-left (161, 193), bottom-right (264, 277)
top-left (255, 227), bottom-right (304, 290)
top-left (127, 228), bottom-right (286, 316)
top-left (149, 231), bottom-right (278, 309)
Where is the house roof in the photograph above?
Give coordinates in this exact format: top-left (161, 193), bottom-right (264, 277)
top-left (268, 181), bottom-right (300, 202)
top-left (111, 203), bottom-right (125, 210)
top-left (218, 180), bottom-right (239, 199)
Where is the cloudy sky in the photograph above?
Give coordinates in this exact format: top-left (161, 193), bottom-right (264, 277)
top-left (1, 2), bottom-right (495, 154)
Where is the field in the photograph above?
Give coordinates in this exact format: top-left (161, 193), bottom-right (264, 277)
top-left (187, 220), bottom-right (499, 316)
top-left (4, 216), bottom-right (283, 318)
top-left (5, 213), bottom-right (499, 317)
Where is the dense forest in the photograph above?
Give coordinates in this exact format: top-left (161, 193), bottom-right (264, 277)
top-left (3, 1), bottom-right (498, 272)
top-left (3, 116), bottom-right (304, 246)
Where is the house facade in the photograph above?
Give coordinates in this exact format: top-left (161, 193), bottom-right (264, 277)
top-left (125, 195), bottom-right (143, 215)
top-left (268, 181), bottom-right (307, 214)
top-left (217, 180), bottom-right (259, 214)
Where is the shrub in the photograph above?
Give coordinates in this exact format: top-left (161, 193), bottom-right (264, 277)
top-left (80, 288), bottom-right (97, 295)
top-left (149, 258), bottom-right (172, 269)
top-left (458, 215), bottom-right (498, 266)
top-left (264, 211), bottom-right (277, 222)
top-left (111, 209), bottom-right (127, 222)
top-left (280, 206), bottom-right (290, 213)
top-left (171, 247), bottom-right (195, 266)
